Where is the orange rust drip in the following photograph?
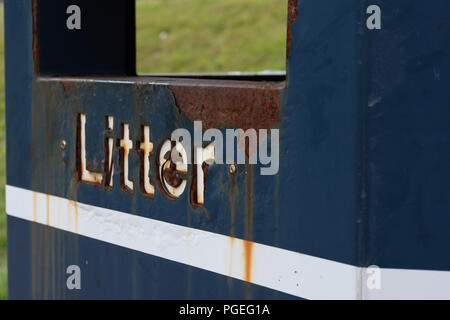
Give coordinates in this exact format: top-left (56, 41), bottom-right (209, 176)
top-left (286, 0), bottom-right (299, 63)
top-left (67, 200), bottom-right (71, 229)
top-left (244, 163), bottom-right (254, 291)
top-left (229, 168), bottom-right (237, 237)
top-left (69, 200), bottom-right (79, 233)
top-left (243, 240), bottom-right (254, 283)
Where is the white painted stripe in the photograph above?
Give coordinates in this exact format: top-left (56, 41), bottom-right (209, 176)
top-left (6, 185), bottom-right (450, 299)
top-left (363, 268), bottom-right (450, 300)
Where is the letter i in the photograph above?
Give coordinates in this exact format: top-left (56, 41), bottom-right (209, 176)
top-left (104, 116), bottom-right (114, 189)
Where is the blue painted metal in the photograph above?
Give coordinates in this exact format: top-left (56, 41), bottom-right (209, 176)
top-left (5, 0), bottom-right (450, 299)
top-left (366, 0), bottom-right (450, 269)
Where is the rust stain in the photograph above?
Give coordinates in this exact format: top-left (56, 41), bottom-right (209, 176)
top-left (244, 163), bottom-right (254, 296)
top-left (61, 81), bottom-right (73, 95)
top-left (163, 163), bottom-right (184, 188)
top-left (32, 0), bottom-right (39, 73)
top-left (245, 164), bottom-right (254, 237)
top-left (286, 0), bottom-right (299, 63)
top-left (67, 200), bottom-right (71, 229)
top-left (45, 194), bottom-right (50, 226)
top-left (169, 82), bottom-right (283, 130)
top-left (227, 166), bottom-right (238, 286)
top-left (229, 166), bottom-right (237, 237)
top-left (69, 200), bottom-right (79, 233)
top-left (243, 240), bottom-right (254, 283)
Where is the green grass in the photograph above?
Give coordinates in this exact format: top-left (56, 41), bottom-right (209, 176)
top-left (136, 0), bottom-right (287, 73)
top-left (0, 1), bottom-right (287, 299)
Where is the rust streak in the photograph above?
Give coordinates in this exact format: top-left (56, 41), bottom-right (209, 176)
top-left (69, 200), bottom-right (79, 233)
top-left (67, 200), bottom-right (71, 229)
top-left (229, 165), bottom-right (237, 237)
top-left (244, 163), bottom-right (254, 292)
top-left (286, 0), bottom-right (299, 63)
top-left (32, 0), bottom-right (39, 73)
top-left (61, 81), bottom-right (73, 95)
top-left (243, 240), bottom-right (254, 283)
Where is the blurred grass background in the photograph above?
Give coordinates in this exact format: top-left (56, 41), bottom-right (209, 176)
top-left (136, 0), bottom-right (287, 73)
top-left (0, 0), bottom-right (287, 299)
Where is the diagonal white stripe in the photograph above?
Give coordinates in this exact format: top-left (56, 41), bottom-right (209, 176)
top-left (6, 185), bottom-right (450, 299)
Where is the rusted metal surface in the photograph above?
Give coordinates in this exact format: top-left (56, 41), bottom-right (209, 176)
top-left (32, 0), bottom-right (39, 73)
top-left (157, 139), bottom-right (189, 200)
top-left (41, 75), bottom-right (285, 131)
top-left (286, 0), bottom-right (299, 64)
top-left (61, 80), bottom-right (73, 96)
top-left (162, 165), bottom-right (184, 190)
top-left (169, 82), bottom-right (283, 130)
